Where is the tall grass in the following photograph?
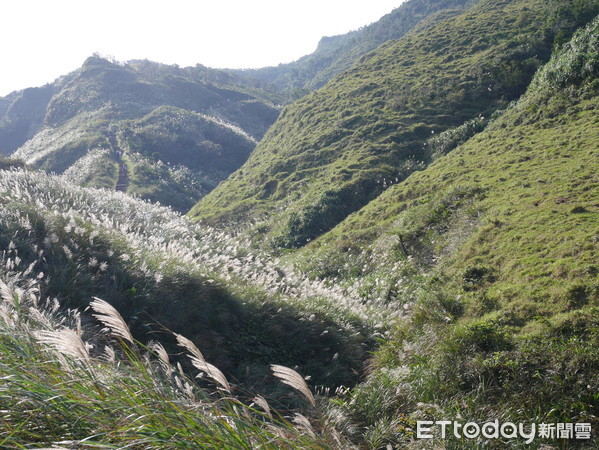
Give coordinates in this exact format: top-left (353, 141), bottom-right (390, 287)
top-left (0, 167), bottom-right (400, 332)
top-left (1, 12), bottom-right (598, 448)
top-left (0, 260), bottom-right (347, 448)
top-left (0, 166), bottom-right (386, 446)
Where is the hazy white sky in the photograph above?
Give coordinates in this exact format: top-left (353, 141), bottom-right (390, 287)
top-left (0, 0), bottom-right (404, 96)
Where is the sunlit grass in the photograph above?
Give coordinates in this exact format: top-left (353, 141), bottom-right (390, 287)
top-left (0, 265), bottom-right (347, 448)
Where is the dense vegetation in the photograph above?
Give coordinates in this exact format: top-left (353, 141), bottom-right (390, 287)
top-left (233, 0), bottom-right (478, 97)
top-left (1, 56), bottom-right (280, 212)
top-left (294, 15), bottom-right (599, 446)
top-left (0, 166), bottom-right (393, 447)
top-left (191, 0), bottom-right (595, 248)
top-left (1, 0), bottom-right (598, 447)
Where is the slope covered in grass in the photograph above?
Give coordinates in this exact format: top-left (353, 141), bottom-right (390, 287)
top-left (0, 268), bottom-right (347, 448)
top-left (3, 56), bottom-right (280, 212)
top-left (0, 167), bottom-right (392, 397)
top-left (305, 12), bottom-right (599, 316)
top-left (294, 16), bottom-right (599, 446)
top-left (191, 0), bottom-right (592, 248)
top-left (234, 0), bottom-right (477, 96)
top-left (1, 2), bottom-right (598, 448)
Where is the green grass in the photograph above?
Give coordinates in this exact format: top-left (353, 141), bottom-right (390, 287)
top-left (2, 2), bottom-right (599, 448)
top-left (191, 0), bottom-right (594, 249)
top-left (233, 0), bottom-right (477, 96)
top-left (0, 168), bottom-right (379, 401)
top-left (8, 56), bottom-right (281, 212)
top-left (0, 167), bottom-right (386, 446)
top-left (0, 276), bottom-right (343, 448)
top-left (292, 17), bottom-right (599, 446)
top-left (194, 14), bottom-right (599, 444)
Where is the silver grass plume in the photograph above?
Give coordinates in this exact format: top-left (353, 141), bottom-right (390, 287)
top-left (293, 413), bottom-right (316, 438)
top-left (150, 341), bottom-right (173, 377)
top-left (174, 374), bottom-right (195, 401)
top-left (28, 306), bottom-right (53, 329)
top-left (0, 279), bottom-right (15, 306)
top-left (271, 364), bottom-right (316, 407)
top-left (174, 332), bottom-right (229, 392)
top-left (0, 304), bottom-right (14, 328)
top-left (193, 359), bottom-right (231, 393)
top-left (89, 297), bottom-right (133, 344)
top-left (36, 328), bottom-right (90, 361)
top-left (252, 395), bottom-right (272, 419)
top-left (174, 332), bottom-right (205, 362)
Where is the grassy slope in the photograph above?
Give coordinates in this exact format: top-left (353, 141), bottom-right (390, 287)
top-left (1, 4), bottom-right (598, 448)
top-left (306, 14), bottom-right (599, 318)
top-left (0, 84), bottom-right (58, 155)
top-left (305, 97), bottom-right (599, 320)
top-left (9, 57), bottom-right (280, 212)
top-left (234, 0), bottom-right (477, 96)
top-left (302, 16), bottom-right (599, 446)
top-left (191, 0), bottom-right (569, 248)
top-left (0, 265), bottom-right (343, 448)
top-left (42, 56), bottom-right (280, 138)
top-left (116, 106), bottom-right (258, 212)
top-left (0, 169), bottom-right (377, 398)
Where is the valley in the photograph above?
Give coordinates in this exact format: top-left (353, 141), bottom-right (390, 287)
top-left (0, 0), bottom-right (598, 447)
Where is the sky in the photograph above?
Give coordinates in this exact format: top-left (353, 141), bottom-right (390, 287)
top-left (0, 0), bottom-right (405, 96)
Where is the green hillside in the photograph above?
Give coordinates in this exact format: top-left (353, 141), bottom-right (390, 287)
top-left (291, 14), bottom-right (599, 446)
top-left (191, 0), bottom-right (592, 249)
top-left (0, 168), bottom-right (375, 447)
top-left (233, 0), bottom-right (477, 97)
top-left (0, 84), bottom-right (60, 154)
top-left (2, 56), bottom-right (280, 212)
top-left (1, 1), bottom-right (598, 447)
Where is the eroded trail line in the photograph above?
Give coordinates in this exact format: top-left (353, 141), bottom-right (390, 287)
top-left (115, 160), bottom-right (129, 192)
top-left (108, 132), bottom-right (130, 192)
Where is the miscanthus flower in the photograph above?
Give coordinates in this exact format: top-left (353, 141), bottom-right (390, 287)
top-left (0, 168), bottom-right (404, 329)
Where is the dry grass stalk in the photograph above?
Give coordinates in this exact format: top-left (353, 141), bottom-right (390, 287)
top-left (150, 341), bottom-right (173, 377)
top-left (0, 303), bottom-right (15, 327)
top-left (192, 359), bottom-right (231, 393)
top-left (270, 364), bottom-right (316, 407)
top-left (89, 297), bottom-right (133, 344)
top-left (0, 279), bottom-right (14, 306)
top-left (252, 395), bottom-right (272, 419)
top-left (174, 332), bottom-right (205, 363)
top-left (28, 306), bottom-right (53, 329)
top-left (36, 328), bottom-right (90, 361)
top-left (103, 345), bottom-right (116, 363)
top-left (293, 413), bottom-right (316, 438)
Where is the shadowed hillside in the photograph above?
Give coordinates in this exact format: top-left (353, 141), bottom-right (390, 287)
top-left (191, 0), bottom-right (593, 248)
top-left (1, 57), bottom-right (281, 212)
top-left (0, 0), bottom-right (598, 447)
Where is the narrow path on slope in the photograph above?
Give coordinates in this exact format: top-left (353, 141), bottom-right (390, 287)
top-left (115, 160), bottom-right (129, 192)
top-left (108, 132), bottom-right (130, 192)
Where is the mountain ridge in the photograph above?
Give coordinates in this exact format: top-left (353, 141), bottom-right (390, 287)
top-left (0, 1), bottom-right (598, 446)
top-left (231, 0), bottom-right (480, 97)
top-left (190, 0), bottom-right (577, 248)
top-left (0, 56), bottom-right (281, 212)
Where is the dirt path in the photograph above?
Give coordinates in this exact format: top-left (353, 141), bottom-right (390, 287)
top-left (115, 161), bottom-right (129, 192)
top-left (108, 132), bottom-right (130, 192)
